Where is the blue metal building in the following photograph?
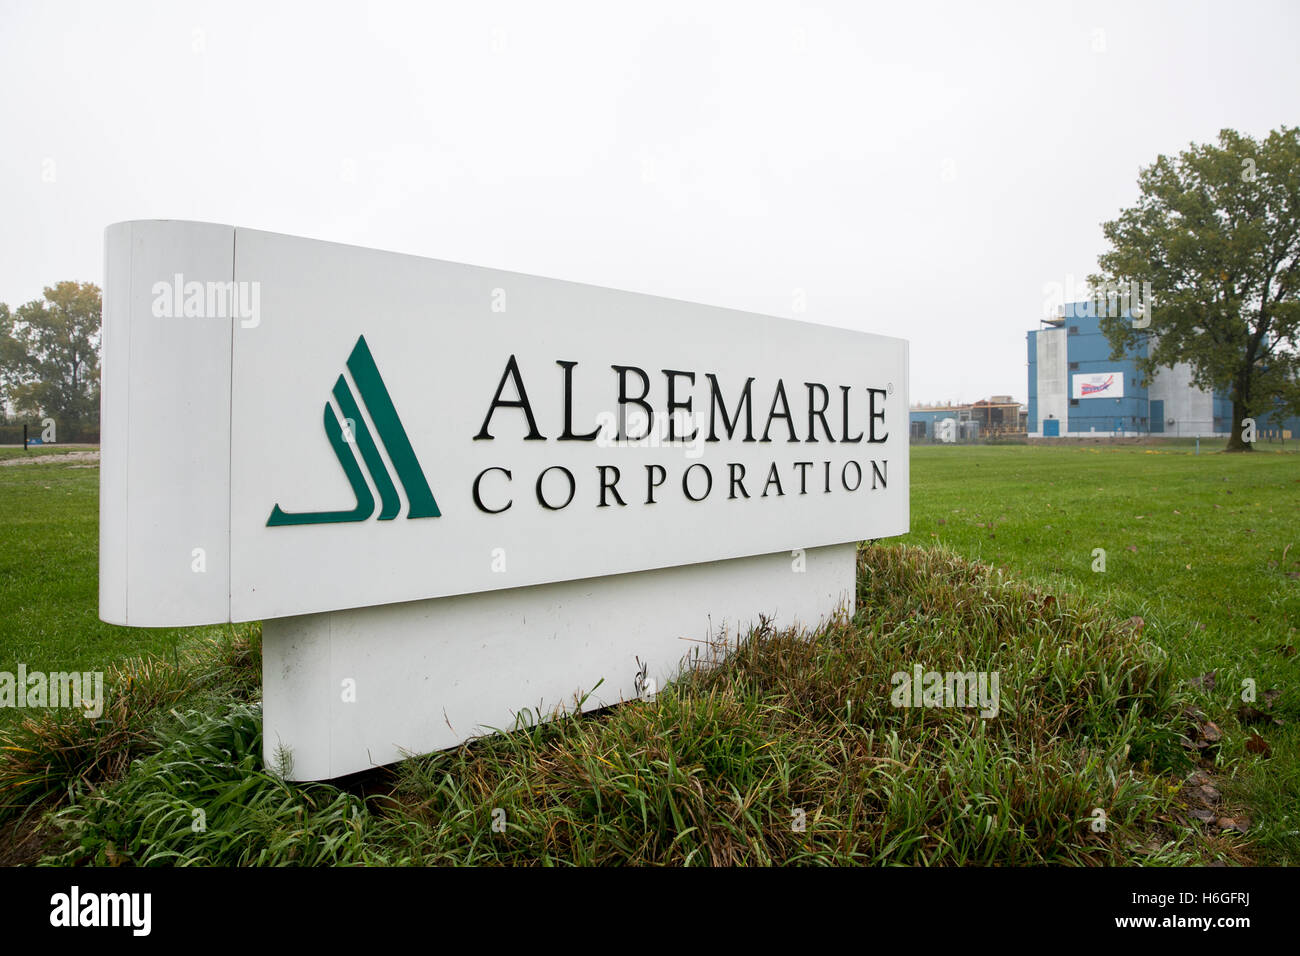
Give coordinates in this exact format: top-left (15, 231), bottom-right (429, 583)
top-left (1027, 302), bottom-right (1297, 439)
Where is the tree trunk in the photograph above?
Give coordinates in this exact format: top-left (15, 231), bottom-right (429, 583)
top-left (1226, 399), bottom-right (1253, 452)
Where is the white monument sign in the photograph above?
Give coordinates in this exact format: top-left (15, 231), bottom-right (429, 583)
top-left (101, 221), bottom-right (909, 779)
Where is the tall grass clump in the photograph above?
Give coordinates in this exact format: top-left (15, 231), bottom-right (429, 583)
top-left (37, 548), bottom-right (1203, 865)
top-left (0, 625), bottom-right (261, 825)
top-left (48, 704), bottom-right (367, 866)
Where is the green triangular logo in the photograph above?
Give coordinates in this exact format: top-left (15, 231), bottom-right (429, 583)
top-left (267, 336), bottom-right (440, 526)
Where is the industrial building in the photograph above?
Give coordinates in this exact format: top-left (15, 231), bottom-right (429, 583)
top-left (910, 397), bottom-right (1027, 442)
top-left (1027, 303), bottom-right (1298, 439)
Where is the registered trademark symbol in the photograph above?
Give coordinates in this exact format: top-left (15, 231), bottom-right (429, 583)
top-left (887, 382), bottom-right (894, 395)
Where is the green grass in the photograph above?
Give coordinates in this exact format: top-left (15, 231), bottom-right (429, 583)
top-left (0, 453), bottom-right (230, 731)
top-left (42, 547), bottom-right (1203, 866)
top-left (2, 444), bottom-right (1295, 865)
top-left (0, 628), bottom-right (260, 825)
top-left (896, 443), bottom-right (1299, 862)
top-left (46, 704), bottom-right (368, 866)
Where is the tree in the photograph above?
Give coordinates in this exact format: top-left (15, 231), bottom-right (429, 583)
top-left (0, 302), bottom-right (16, 420)
top-left (0, 281), bottom-right (103, 430)
top-left (1092, 127), bottom-right (1300, 451)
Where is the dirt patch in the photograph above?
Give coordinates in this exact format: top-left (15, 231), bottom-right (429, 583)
top-left (0, 450), bottom-right (100, 467)
top-left (0, 813), bottom-right (60, 866)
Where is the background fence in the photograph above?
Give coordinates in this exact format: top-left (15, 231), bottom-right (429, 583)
top-left (0, 423), bottom-right (100, 445)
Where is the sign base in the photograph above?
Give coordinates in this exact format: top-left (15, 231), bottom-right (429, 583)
top-left (262, 544), bottom-right (857, 780)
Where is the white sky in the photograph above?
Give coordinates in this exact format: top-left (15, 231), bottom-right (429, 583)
top-left (2, 0), bottom-right (1297, 404)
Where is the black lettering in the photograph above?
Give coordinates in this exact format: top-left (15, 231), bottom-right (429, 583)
top-left (472, 467), bottom-right (512, 513)
top-left (663, 370), bottom-right (698, 442)
top-left (612, 365), bottom-right (653, 440)
top-left (536, 466), bottom-right (576, 510)
top-left (557, 361), bottom-right (599, 441)
top-left (867, 388), bottom-right (889, 443)
top-left (705, 374), bottom-right (755, 442)
top-left (475, 355), bottom-right (545, 440)
top-left (761, 379), bottom-right (798, 442)
top-left (805, 383), bottom-right (834, 442)
top-left (762, 462), bottom-right (784, 497)
top-left (645, 464), bottom-right (666, 504)
top-left (840, 385), bottom-right (864, 443)
top-left (841, 460), bottom-right (862, 491)
top-left (728, 463), bottom-right (749, 499)
top-left (794, 461), bottom-right (813, 494)
top-left (871, 459), bottom-right (887, 489)
top-left (598, 464), bottom-right (627, 507)
top-left (683, 463), bottom-right (713, 501)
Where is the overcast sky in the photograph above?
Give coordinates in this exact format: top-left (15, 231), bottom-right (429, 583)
top-left (2, 0), bottom-right (1296, 403)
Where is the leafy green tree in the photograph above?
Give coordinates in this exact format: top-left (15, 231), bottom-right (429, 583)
top-left (0, 281), bottom-right (102, 431)
top-left (1093, 127), bottom-right (1300, 451)
top-left (0, 302), bottom-right (16, 421)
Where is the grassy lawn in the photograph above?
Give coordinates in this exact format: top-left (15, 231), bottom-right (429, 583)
top-left (0, 451), bottom-right (227, 731)
top-left (897, 443), bottom-right (1299, 862)
top-left (10, 545), bottom-right (1203, 866)
top-left (0, 443), bottom-right (1294, 864)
